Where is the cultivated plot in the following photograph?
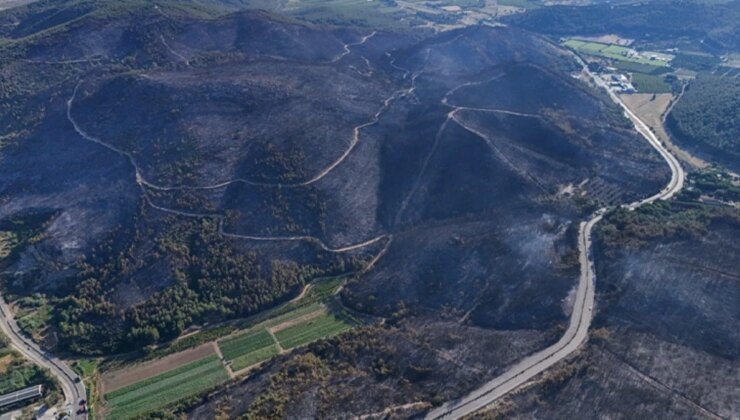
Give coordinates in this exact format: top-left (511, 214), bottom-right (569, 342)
top-left (219, 329), bottom-right (278, 372)
top-left (563, 39), bottom-right (668, 67)
top-left (274, 312), bottom-right (354, 350)
top-left (216, 277), bottom-right (360, 371)
top-left (101, 342), bottom-right (216, 393)
top-left (104, 355), bottom-right (229, 420)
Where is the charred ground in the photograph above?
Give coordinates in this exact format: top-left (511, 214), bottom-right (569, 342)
top-left (476, 188), bottom-right (740, 419)
top-left (0, 0), bottom-right (695, 417)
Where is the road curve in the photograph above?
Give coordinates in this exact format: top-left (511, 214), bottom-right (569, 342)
top-left (426, 58), bottom-right (685, 419)
top-left (0, 294), bottom-right (85, 419)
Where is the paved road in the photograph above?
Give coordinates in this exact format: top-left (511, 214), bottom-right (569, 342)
top-left (587, 61), bottom-right (685, 207)
top-left (0, 294), bottom-right (85, 419)
top-left (426, 57), bottom-right (685, 419)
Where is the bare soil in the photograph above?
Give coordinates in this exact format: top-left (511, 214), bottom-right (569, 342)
top-left (0, 354), bottom-right (13, 374)
top-left (101, 342), bottom-right (216, 393)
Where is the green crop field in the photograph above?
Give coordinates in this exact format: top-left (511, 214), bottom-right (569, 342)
top-left (563, 39), bottom-right (603, 54)
top-left (275, 313), bottom-right (354, 350)
top-left (129, 276), bottom-right (354, 386)
top-left (216, 276), bottom-right (357, 371)
top-left (219, 329), bottom-right (274, 361)
top-left (104, 355), bottom-right (229, 419)
top-left (231, 346), bottom-right (279, 371)
top-left (602, 44), bottom-right (630, 56)
top-left (218, 328), bottom-right (278, 371)
top-left (562, 39), bottom-right (667, 67)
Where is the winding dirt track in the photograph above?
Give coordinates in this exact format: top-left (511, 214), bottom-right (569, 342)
top-left (425, 57), bottom-right (685, 419)
top-left (330, 31), bottom-right (377, 63)
top-left (64, 28), bottom-right (422, 253)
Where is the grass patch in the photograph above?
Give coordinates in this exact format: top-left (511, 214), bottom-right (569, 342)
top-left (73, 359), bottom-right (98, 378)
top-left (104, 355), bottom-right (228, 419)
top-left (275, 312), bottom-right (354, 350)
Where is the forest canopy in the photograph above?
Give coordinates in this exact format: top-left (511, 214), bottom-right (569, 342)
top-left (667, 75), bottom-right (740, 172)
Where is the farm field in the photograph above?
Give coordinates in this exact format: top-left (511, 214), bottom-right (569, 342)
top-left (219, 329), bottom-right (278, 372)
top-left (230, 345), bottom-right (278, 372)
top-left (98, 276), bottom-right (359, 417)
top-left (234, 276), bottom-right (344, 331)
top-left (631, 73), bottom-right (672, 93)
top-left (562, 39), bottom-right (667, 67)
top-left (138, 277), bottom-right (345, 363)
top-left (274, 312), bottom-right (354, 350)
top-left (613, 60), bottom-right (666, 75)
top-left (104, 355), bottom-right (229, 420)
top-left (216, 276), bottom-right (359, 371)
top-left (216, 305), bottom-right (347, 371)
top-left (101, 342), bottom-right (216, 393)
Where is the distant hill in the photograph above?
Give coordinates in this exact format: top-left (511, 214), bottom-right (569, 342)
top-left (504, 0), bottom-right (740, 53)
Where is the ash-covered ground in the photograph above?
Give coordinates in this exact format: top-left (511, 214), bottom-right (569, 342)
top-left (0, 1), bottom-right (684, 416)
top-left (475, 204), bottom-right (740, 419)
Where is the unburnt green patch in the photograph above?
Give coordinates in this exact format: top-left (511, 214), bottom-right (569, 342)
top-left (274, 312), bottom-right (355, 350)
top-left (562, 39), bottom-right (666, 68)
top-left (219, 329), bottom-right (278, 371)
top-left (104, 355), bottom-right (229, 419)
top-left (216, 277), bottom-right (358, 371)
